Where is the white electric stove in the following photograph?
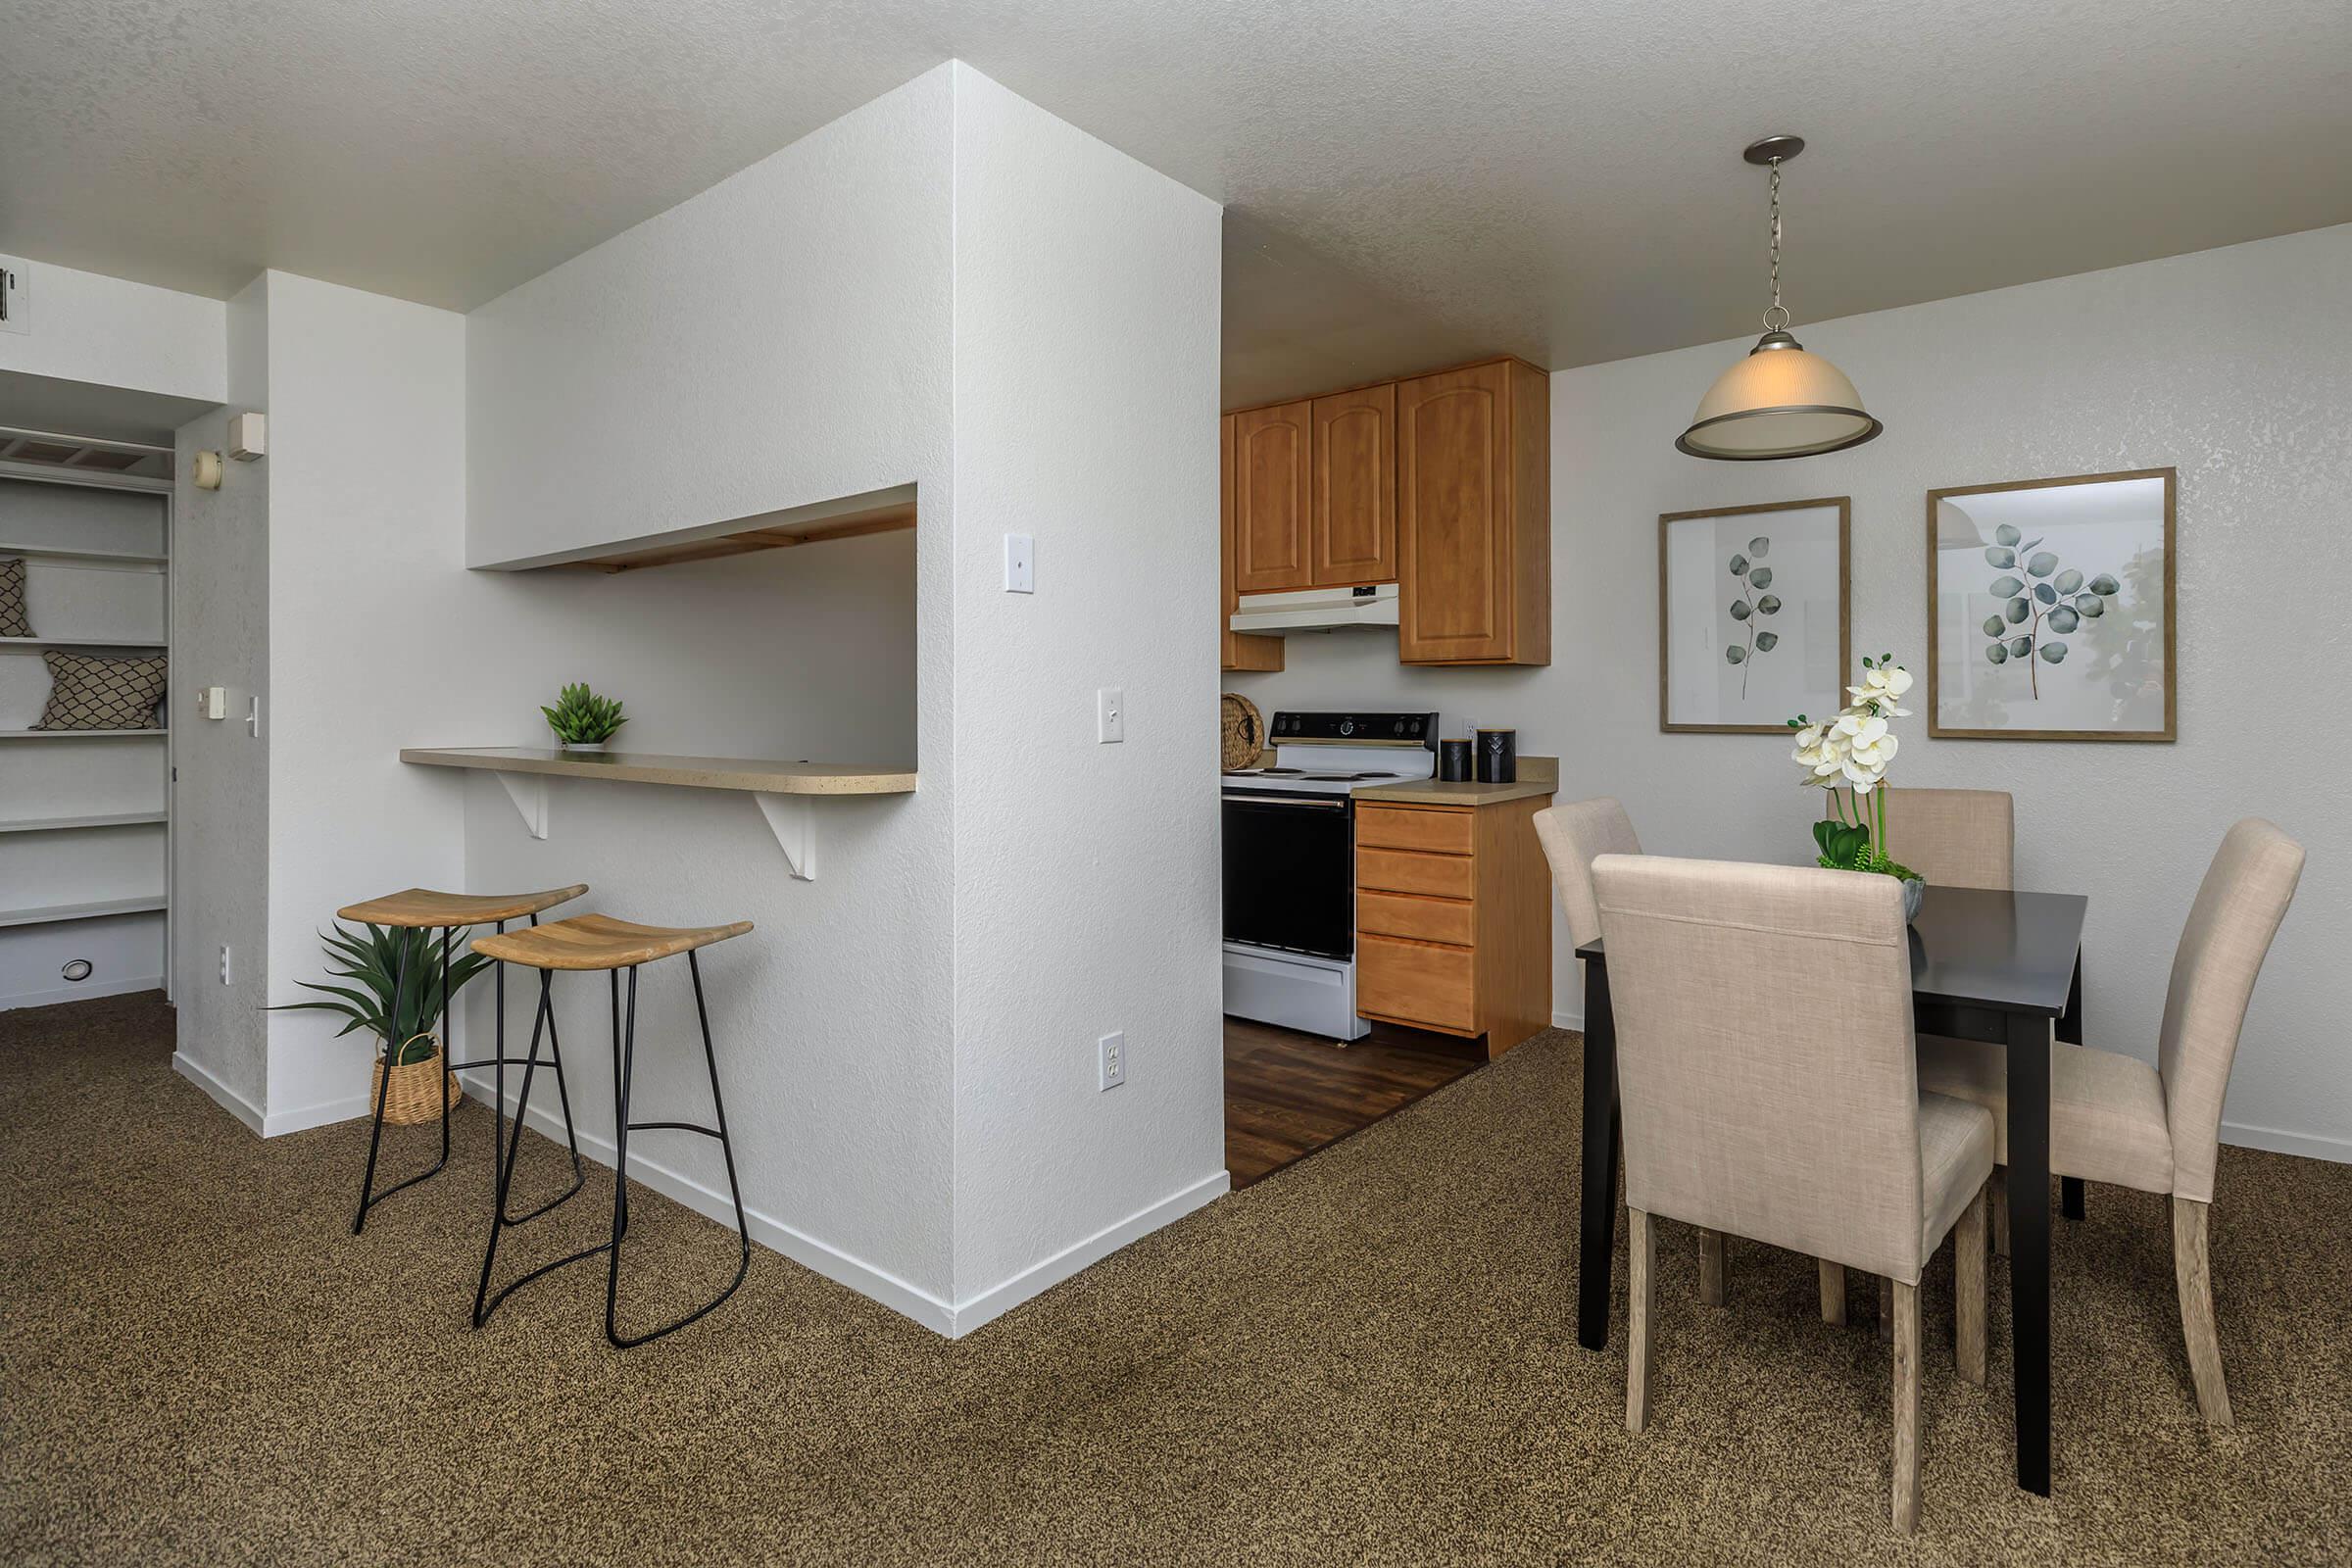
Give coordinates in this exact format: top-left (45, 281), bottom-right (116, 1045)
top-left (1221, 710), bottom-right (1438, 1039)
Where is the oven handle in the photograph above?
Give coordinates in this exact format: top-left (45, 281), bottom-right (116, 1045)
top-left (1223, 794), bottom-right (1349, 809)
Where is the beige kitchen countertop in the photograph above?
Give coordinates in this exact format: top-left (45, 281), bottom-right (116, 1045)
top-left (1353, 756), bottom-right (1557, 807)
top-left (400, 747), bottom-right (916, 796)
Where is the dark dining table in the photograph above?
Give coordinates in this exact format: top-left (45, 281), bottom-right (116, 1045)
top-left (1572, 884), bottom-right (2088, 1496)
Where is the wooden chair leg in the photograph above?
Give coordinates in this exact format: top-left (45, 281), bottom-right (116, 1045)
top-left (1697, 1228), bottom-right (1726, 1307)
top-left (1627, 1207), bottom-right (1656, 1433)
top-left (2173, 1197), bottom-right (2232, 1426)
top-left (1956, 1183), bottom-right (1987, 1387)
top-left (1991, 1168), bottom-right (2012, 1258)
top-left (1878, 1274), bottom-right (1893, 1342)
top-left (1818, 1258), bottom-right (1847, 1326)
top-left (1892, 1280), bottom-right (1923, 1534)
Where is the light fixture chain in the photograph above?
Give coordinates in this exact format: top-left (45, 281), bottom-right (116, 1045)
top-left (1764, 158), bottom-right (1788, 331)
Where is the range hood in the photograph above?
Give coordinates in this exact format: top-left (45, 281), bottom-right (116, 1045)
top-left (1229, 582), bottom-right (1399, 635)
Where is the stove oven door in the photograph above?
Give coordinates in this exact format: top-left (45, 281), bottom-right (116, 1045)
top-left (1221, 792), bottom-right (1354, 959)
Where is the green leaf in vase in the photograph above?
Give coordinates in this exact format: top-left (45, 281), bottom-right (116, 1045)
top-left (2075, 592), bottom-right (2105, 616)
top-left (2054, 567), bottom-right (2083, 595)
top-left (1730, 600), bottom-right (1751, 620)
top-left (2006, 596), bottom-right (2032, 623)
top-left (1985, 644), bottom-right (2009, 664)
top-left (2027, 552), bottom-right (2059, 578)
top-left (2087, 572), bottom-right (2121, 596)
top-left (1988, 574), bottom-right (2025, 598)
top-left (1985, 546), bottom-right (2016, 568)
top-left (2038, 640), bottom-right (2069, 663)
top-left (1748, 536), bottom-right (1770, 558)
top-left (1982, 614), bottom-right (2005, 638)
top-left (2034, 582), bottom-right (2057, 604)
top-left (1730, 554), bottom-right (1748, 575)
top-left (1757, 594), bottom-right (1781, 614)
top-left (2008, 634), bottom-right (2034, 659)
top-left (1726, 646), bottom-right (1746, 664)
top-left (2046, 606), bottom-right (2081, 634)
top-left (1748, 566), bottom-right (1773, 589)
top-left (1754, 631), bottom-right (1779, 651)
top-left (1994, 523), bottom-right (2022, 547)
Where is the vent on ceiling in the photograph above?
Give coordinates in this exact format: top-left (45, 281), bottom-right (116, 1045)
top-left (0, 426), bottom-right (174, 481)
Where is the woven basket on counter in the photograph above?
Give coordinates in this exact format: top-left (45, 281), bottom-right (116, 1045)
top-left (370, 1035), bottom-right (461, 1126)
top-left (1220, 693), bottom-right (1265, 771)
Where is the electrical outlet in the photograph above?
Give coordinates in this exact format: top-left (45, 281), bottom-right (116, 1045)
top-left (1097, 687), bottom-right (1124, 744)
top-left (1099, 1031), bottom-right (1125, 1091)
top-left (219, 945), bottom-right (233, 986)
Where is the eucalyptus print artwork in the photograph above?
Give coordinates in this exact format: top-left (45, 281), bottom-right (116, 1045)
top-left (1978, 523), bottom-right (2120, 699)
top-left (1724, 535), bottom-right (1783, 697)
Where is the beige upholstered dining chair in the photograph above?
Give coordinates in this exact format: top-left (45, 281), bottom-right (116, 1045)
top-left (1593, 855), bottom-right (1994, 1533)
top-left (1812, 786), bottom-right (2015, 891)
top-left (1916, 817), bottom-right (2305, 1426)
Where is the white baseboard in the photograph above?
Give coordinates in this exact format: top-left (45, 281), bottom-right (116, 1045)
top-left (4, 974), bottom-right (164, 1012)
top-left (172, 1050), bottom-right (264, 1135)
top-left (462, 1068), bottom-right (1231, 1339)
top-left (2221, 1120), bottom-right (2352, 1164)
top-left (264, 1091), bottom-right (373, 1139)
top-left (948, 1169), bottom-right (1231, 1339)
top-left (1551, 1007), bottom-right (1584, 1033)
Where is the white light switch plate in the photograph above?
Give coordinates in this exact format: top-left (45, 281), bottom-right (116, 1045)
top-left (1004, 533), bottom-right (1034, 593)
top-left (1097, 687), bottom-right (1124, 744)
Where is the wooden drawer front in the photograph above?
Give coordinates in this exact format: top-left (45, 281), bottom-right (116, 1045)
top-left (1357, 890), bottom-right (1474, 947)
top-left (1356, 847), bottom-right (1475, 901)
top-left (1358, 934), bottom-right (1476, 1033)
top-left (1356, 804), bottom-right (1473, 856)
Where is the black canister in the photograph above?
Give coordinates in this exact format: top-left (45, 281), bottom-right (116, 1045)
top-left (1475, 728), bottom-right (1517, 784)
top-left (1438, 738), bottom-right (1473, 782)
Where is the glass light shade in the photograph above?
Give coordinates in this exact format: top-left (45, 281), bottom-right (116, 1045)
top-left (1677, 332), bottom-right (1882, 460)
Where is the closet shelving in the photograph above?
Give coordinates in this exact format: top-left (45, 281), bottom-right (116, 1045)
top-left (0, 437), bottom-right (173, 1001)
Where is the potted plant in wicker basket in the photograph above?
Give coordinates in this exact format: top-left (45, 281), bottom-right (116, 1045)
top-left (1787, 653), bottom-right (1928, 922)
top-left (271, 923), bottom-right (493, 1125)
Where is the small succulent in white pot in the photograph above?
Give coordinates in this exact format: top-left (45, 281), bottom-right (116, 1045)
top-left (542, 682), bottom-right (626, 752)
top-left (1788, 654), bottom-right (1925, 919)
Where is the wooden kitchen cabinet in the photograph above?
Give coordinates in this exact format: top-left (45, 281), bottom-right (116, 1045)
top-left (1396, 360), bottom-right (1550, 665)
top-left (1231, 400), bottom-right (1313, 593)
top-left (1220, 415), bottom-right (1284, 672)
top-left (1352, 795), bottom-right (1553, 1057)
top-left (1310, 384), bottom-right (1396, 585)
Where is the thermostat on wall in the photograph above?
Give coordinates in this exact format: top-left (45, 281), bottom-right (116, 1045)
top-left (228, 412), bottom-right (266, 461)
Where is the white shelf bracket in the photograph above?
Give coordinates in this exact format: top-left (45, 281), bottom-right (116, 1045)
top-left (753, 793), bottom-right (816, 880)
top-left (495, 773), bottom-right (549, 840)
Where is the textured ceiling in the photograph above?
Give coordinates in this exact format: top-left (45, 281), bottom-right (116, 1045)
top-left (5, 1), bottom-right (2349, 406)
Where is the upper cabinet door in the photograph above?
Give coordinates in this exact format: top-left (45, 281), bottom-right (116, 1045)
top-left (1222, 414), bottom-right (1284, 672)
top-left (1396, 360), bottom-right (1549, 665)
top-left (1233, 401), bottom-right (1313, 593)
top-left (1311, 384), bottom-right (1397, 586)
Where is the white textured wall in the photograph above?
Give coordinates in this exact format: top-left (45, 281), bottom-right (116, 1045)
top-left (0, 262), bottom-right (225, 404)
top-left (947, 66), bottom-right (1228, 1320)
top-left (460, 67), bottom-right (957, 1307)
top-left (169, 275), bottom-right (271, 1120)
top-left (1228, 222), bottom-right (2352, 1161)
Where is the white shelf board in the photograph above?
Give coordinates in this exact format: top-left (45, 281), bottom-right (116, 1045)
top-left (0, 895), bottom-right (168, 929)
top-left (0, 636), bottom-right (168, 649)
top-left (0, 728), bottom-right (168, 740)
top-left (0, 542), bottom-right (168, 567)
top-left (0, 812), bottom-right (168, 834)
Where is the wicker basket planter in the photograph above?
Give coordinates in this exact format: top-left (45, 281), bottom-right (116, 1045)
top-left (370, 1034), bottom-right (461, 1125)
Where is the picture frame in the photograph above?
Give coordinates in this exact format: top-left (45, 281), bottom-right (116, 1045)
top-left (1926, 467), bottom-right (2177, 741)
top-left (1658, 497), bottom-right (1851, 734)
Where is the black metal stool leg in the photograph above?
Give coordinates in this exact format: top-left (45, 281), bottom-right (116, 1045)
top-left (351, 935), bottom-right (410, 1234)
top-left (473, 968), bottom-right (552, 1327)
top-left (606, 951), bottom-right (752, 1348)
top-left (529, 911), bottom-right (587, 1186)
top-left (437, 927), bottom-right (454, 1169)
top-left (471, 966), bottom-right (612, 1327)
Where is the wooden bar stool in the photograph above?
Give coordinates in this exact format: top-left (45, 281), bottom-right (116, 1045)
top-left (468, 912), bottom-right (755, 1348)
top-left (338, 884), bottom-right (591, 1236)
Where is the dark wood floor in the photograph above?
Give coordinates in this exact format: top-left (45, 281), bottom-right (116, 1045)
top-left (1224, 1017), bottom-right (1482, 1188)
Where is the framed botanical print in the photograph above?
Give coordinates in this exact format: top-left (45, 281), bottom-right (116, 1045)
top-left (1659, 497), bottom-right (1851, 733)
top-left (1927, 467), bottom-right (2176, 741)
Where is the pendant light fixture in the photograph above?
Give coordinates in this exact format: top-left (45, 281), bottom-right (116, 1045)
top-left (1677, 136), bottom-right (1882, 461)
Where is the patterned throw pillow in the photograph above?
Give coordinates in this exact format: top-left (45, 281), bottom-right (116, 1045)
top-left (33, 650), bottom-right (169, 731)
top-left (0, 557), bottom-right (29, 638)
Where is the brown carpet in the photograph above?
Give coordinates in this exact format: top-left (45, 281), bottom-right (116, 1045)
top-left (4, 993), bottom-right (2348, 1567)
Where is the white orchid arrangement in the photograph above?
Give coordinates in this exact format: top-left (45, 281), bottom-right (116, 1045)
top-left (1786, 654), bottom-right (1921, 882)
